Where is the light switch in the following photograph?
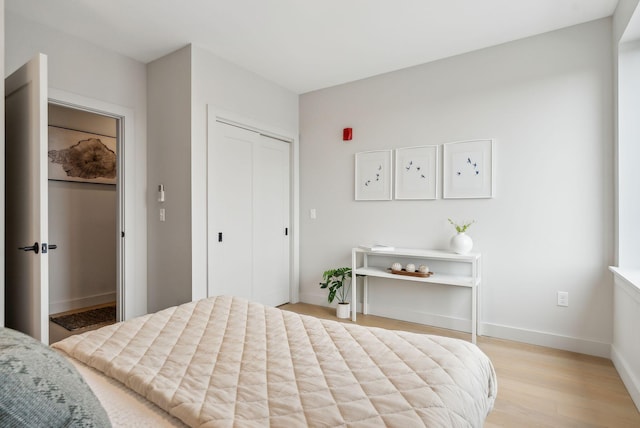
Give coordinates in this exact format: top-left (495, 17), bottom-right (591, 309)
top-left (160, 208), bottom-right (166, 222)
top-left (158, 184), bottom-right (165, 202)
top-left (310, 209), bottom-right (317, 219)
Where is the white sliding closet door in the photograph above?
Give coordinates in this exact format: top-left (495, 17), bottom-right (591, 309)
top-left (253, 136), bottom-right (290, 307)
top-left (208, 120), bottom-right (290, 306)
top-left (209, 123), bottom-right (255, 300)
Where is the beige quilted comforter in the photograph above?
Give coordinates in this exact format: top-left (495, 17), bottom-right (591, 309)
top-left (53, 296), bottom-right (497, 427)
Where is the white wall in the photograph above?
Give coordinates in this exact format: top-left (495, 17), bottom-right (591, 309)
top-left (5, 11), bottom-right (148, 318)
top-left (146, 44), bottom-right (299, 312)
top-left (48, 105), bottom-right (117, 314)
top-left (617, 41), bottom-right (640, 268)
top-left (48, 181), bottom-right (117, 312)
top-left (613, 0), bottom-right (640, 268)
top-left (299, 19), bottom-right (614, 357)
top-left (614, 0), bottom-right (640, 42)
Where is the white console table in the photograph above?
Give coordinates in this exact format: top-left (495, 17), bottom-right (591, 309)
top-left (351, 247), bottom-right (481, 343)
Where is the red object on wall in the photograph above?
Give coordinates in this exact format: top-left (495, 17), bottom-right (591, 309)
top-left (343, 128), bottom-right (353, 141)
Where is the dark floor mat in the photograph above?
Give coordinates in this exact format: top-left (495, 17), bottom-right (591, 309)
top-left (50, 305), bottom-right (116, 331)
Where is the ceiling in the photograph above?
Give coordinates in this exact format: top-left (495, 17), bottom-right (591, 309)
top-left (6, 0), bottom-right (619, 94)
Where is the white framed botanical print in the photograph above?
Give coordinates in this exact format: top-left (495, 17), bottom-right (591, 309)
top-left (355, 150), bottom-right (392, 201)
top-left (443, 139), bottom-right (495, 199)
top-left (394, 145), bottom-right (438, 200)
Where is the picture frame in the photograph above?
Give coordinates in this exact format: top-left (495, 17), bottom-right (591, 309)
top-left (394, 145), bottom-right (438, 200)
top-left (355, 150), bottom-right (392, 201)
top-left (443, 139), bottom-right (494, 199)
top-left (48, 126), bottom-right (117, 185)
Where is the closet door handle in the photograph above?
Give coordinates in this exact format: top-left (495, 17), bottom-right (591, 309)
top-left (18, 242), bottom-right (39, 254)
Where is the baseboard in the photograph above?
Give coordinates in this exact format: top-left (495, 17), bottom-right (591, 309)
top-left (299, 293), bottom-right (611, 358)
top-left (299, 293), bottom-right (469, 331)
top-left (50, 291), bottom-right (117, 315)
top-left (364, 305), bottom-right (471, 333)
top-left (482, 322), bottom-right (611, 358)
top-left (299, 291), bottom-right (367, 314)
top-left (611, 345), bottom-right (640, 412)
top-left (299, 291), bottom-right (335, 307)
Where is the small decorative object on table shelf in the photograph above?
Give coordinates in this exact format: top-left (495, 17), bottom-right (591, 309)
top-left (389, 263), bottom-right (433, 278)
top-left (319, 267), bottom-right (353, 319)
top-left (360, 243), bottom-right (395, 252)
top-left (448, 218), bottom-right (475, 254)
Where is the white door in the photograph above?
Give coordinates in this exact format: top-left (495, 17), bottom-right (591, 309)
top-left (208, 121), bottom-right (290, 306)
top-left (253, 136), bottom-right (290, 306)
top-left (209, 123), bottom-right (255, 300)
top-left (5, 54), bottom-right (50, 343)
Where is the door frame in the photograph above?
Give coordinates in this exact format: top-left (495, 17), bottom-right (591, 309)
top-left (48, 89), bottom-right (135, 321)
top-left (206, 107), bottom-right (300, 303)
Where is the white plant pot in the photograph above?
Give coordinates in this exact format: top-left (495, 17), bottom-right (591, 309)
top-left (336, 302), bottom-right (351, 319)
top-left (450, 232), bottom-right (473, 254)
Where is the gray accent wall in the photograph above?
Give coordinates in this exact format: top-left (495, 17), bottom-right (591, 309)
top-left (146, 46), bottom-right (193, 312)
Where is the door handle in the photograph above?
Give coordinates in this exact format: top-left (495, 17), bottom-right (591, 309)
top-left (42, 243), bottom-right (58, 253)
top-left (18, 242), bottom-right (39, 254)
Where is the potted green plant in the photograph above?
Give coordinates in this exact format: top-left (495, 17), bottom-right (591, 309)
top-left (319, 267), bottom-right (353, 319)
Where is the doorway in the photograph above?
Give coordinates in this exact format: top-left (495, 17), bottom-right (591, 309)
top-left (46, 103), bottom-right (120, 343)
top-left (5, 54), bottom-right (140, 345)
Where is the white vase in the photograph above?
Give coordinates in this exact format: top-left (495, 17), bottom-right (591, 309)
top-left (450, 232), bottom-right (473, 254)
top-left (336, 302), bottom-right (351, 319)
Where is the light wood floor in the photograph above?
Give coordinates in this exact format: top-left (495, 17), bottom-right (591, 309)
top-left (280, 303), bottom-right (640, 428)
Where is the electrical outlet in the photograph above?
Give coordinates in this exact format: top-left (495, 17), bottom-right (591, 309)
top-left (557, 291), bottom-right (569, 307)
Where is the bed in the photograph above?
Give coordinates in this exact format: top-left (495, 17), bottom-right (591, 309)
top-left (49, 295), bottom-right (496, 427)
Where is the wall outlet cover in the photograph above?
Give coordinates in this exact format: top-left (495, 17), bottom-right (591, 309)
top-left (557, 291), bottom-right (569, 307)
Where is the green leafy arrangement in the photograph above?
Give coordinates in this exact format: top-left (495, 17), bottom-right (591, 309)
top-left (448, 218), bottom-right (475, 233)
top-left (319, 267), bottom-right (352, 304)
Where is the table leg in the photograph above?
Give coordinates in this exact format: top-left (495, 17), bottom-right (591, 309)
top-left (351, 249), bottom-right (357, 321)
top-left (363, 276), bottom-right (369, 315)
top-left (471, 284), bottom-right (477, 344)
